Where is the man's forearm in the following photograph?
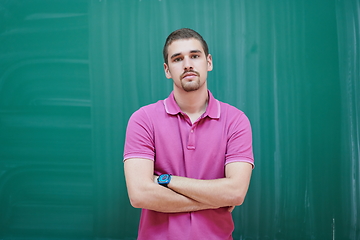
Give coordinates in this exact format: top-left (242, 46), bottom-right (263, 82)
top-left (152, 185), bottom-right (218, 213)
top-left (128, 178), bottom-right (218, 213)
top-left (167, 176), bottom-right (241, 208)
top-left (164, 162), bottom-right (253, 208)
top-left (125, 158), bottom-right (219, 213)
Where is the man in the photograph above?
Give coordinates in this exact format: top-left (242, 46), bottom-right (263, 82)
top-left (124, 28), bottom-right (254, 240)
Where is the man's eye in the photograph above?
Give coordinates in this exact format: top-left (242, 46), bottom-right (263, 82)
top-left (192, 55), bottom-right (200, 59)
top-left (174, 58), bottom-right (182, 62)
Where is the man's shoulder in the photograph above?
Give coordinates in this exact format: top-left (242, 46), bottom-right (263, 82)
top-left (131, 100), bottom-right (165, 119)
top-left (139, 99), bottom-right (164, 111)
top-left (139, 100), bottom-right (164, 112)
top-left (218, 100), bottom-right (245, 116)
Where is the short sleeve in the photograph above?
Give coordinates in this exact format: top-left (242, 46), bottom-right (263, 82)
top-left (123, 108), bottom-right (155, 161)
top-left (225, 112), bottom-right (254, 168)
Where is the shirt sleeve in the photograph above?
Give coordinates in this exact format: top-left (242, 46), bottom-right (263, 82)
top-left (225, 111), bottom-right (255, 168)
top-left (123, 107), bottom-right (155, 161)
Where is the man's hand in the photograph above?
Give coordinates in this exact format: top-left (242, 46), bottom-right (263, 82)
top-left (228, 206), bottom-right (236, 212)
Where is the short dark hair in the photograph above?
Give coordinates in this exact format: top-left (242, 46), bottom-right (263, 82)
top-left (163, 28), bottom-right (209, 64)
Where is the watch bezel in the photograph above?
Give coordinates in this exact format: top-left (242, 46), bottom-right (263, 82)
top-left (157, 174), bottom-right (171, 187)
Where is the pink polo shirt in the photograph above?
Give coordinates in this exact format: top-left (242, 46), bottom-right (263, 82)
top-left (124, 91), bottom-right (254, 240)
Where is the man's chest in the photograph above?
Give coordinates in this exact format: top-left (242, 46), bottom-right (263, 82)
top-left (152, 117), bottom-right (228, 178)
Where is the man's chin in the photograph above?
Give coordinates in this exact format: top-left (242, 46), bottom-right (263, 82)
top-left (183, 85), bottom-right (200, 92)
top-left (182, 81), bottom-right (200, 92)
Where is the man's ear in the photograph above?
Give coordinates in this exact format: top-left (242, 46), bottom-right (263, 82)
top-left (207, 54), bottom-right (213, 71)
top-left (164, 63), bottom-right (172, 79)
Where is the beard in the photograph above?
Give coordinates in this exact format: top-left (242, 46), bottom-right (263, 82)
top-left (180, 70), bottom-right (201, 92)
top-left (181, 78), bottom-right (201, 92)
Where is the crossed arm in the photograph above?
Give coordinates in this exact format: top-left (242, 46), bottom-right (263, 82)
top-left (124, 158), bottom-right (253, 213)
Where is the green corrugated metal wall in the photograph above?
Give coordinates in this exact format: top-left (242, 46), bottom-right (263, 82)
top-left (0, 0), bottom-right (359, 239)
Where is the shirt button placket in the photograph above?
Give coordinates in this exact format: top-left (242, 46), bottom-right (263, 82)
top-left (187, 128), bottom-right (196, 150)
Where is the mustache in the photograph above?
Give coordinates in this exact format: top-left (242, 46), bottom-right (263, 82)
top-left (181, 70), bottom-right (200, 79)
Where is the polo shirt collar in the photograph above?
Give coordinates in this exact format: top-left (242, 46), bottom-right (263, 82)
top-left (164, 90), bottom-right (220, 119)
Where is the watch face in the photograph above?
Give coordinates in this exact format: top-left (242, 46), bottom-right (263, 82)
top-left (159, 174), bottom-right (170, 182)
top-left (158, 174), bottom-right (171, 185)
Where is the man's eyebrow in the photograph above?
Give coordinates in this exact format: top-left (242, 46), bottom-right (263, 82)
top-left (190, 50), bottom-right (202, 54)
top-left (170, 50), bottom-right (203, 59)
top-left (170, 53), bottom-right (181, 59)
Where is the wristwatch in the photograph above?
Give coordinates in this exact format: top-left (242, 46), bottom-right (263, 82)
top-left (157, 174), bottom-right (172, 187)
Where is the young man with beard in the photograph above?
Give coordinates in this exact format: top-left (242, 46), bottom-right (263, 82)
top-left (124, 28), bottom-right (254, 240)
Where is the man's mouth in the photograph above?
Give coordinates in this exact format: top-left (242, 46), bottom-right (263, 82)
top-left (181, 71), bottom-right (199, 80)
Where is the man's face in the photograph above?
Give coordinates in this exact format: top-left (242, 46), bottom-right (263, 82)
top-left (164, 38), bottom-right (213, 92)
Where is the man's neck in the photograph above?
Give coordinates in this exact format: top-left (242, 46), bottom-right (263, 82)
top-left (173, 87), bottom-right (209, 116)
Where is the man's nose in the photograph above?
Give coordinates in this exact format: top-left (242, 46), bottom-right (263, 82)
top-left (183, 57), bottom-right (193, 70)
